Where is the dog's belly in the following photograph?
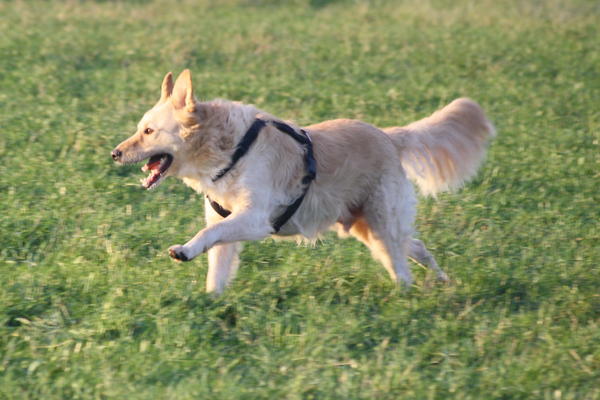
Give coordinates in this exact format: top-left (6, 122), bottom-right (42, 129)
top-left (337, 206), bottom-right (363, 233)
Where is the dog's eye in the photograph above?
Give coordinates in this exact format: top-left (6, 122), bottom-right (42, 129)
top-left (143, 128), bottom-right (154, 135)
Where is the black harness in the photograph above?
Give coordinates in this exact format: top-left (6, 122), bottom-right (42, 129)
top-left (208, 118), bottom-right (316, 233)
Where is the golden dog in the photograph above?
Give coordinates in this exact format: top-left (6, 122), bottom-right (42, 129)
top-left (112, 70), bottom-right (494, 293)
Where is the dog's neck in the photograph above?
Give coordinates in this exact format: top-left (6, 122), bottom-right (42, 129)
top-left (175, 99), bottom-right (263, 195)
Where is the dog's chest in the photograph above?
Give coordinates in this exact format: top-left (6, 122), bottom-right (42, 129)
top-left (181, 176), bottom-right (241, 211)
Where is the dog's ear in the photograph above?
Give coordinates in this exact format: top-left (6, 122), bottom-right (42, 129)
top-left (172, 69), bottom-right (196, 113)
top-left (160, 71), bottom-right (174, 102)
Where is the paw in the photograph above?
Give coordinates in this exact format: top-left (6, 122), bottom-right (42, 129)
top-left (168, 245), bottom-right (190, 262)
top-left (437, 272), bottom-right (450, 283)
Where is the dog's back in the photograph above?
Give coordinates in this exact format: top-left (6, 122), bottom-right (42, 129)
top-left (288, 119), bottom-right (399, 234)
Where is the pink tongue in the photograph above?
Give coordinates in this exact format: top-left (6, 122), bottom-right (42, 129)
top-left (142, 160), bottom-right (161, 172)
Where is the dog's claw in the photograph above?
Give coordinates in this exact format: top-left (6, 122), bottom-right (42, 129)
top-left (168, 246), bottom-right (189, 262)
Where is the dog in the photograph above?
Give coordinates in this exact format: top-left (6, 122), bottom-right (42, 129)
top-left (112, 69), bottom-right (495, 294)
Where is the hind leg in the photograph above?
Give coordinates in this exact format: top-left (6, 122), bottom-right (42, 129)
top-left (349, 219), bottom-right (413, 286)
top-left (408, 238), bottom-right (449, 282)
top-left (347, 175), bottom-right (417, 286)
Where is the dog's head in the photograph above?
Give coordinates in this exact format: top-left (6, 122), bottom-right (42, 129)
top-left (112, 69), bottom-right (222, 189)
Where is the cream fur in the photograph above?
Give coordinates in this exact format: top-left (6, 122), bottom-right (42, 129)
top-left (112, 70), bottom-right (495, 293)
top-left (384, 98), bottom-right (496, 196)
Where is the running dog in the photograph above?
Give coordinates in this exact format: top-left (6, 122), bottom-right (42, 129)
top-left (112, 69), bottom-right (495, 294)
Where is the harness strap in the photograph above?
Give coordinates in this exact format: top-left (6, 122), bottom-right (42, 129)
top-left (208, 118), bottom-right (316, 233)
top-left (208, 198), bottom-right (231, 219)
top-left (271, 190), bottom-right (307, 233)
top-left (212, 118), bottom-right (266, 182)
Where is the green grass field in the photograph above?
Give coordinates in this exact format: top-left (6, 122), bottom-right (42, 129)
top-left (1, 0), bottom-right (599, 398)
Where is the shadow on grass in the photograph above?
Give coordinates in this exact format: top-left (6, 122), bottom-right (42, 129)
top-left (4, 283), bottom-right (62, 327)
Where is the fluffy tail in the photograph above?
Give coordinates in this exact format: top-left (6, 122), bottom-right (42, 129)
top-left (383, 98), bottom-right (495, 196)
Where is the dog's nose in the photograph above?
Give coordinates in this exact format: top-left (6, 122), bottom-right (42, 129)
top-left (111, 149), bottom-right (122, 161)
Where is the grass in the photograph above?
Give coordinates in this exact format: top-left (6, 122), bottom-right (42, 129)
top-left (0, 0), bottom-right (599, 398)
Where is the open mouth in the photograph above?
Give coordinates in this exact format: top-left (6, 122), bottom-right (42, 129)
top-left (140, 153), bottom-right (173, 189)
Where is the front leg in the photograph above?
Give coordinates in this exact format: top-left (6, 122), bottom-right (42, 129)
top-left (204, 199), bottom-right (244, 293)
top-left (168, 209), bottom-right (272, 262)
top-left (169, 198), bottom-right (248, 294)
top-left (206, 242), bottom-right (243, 294)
